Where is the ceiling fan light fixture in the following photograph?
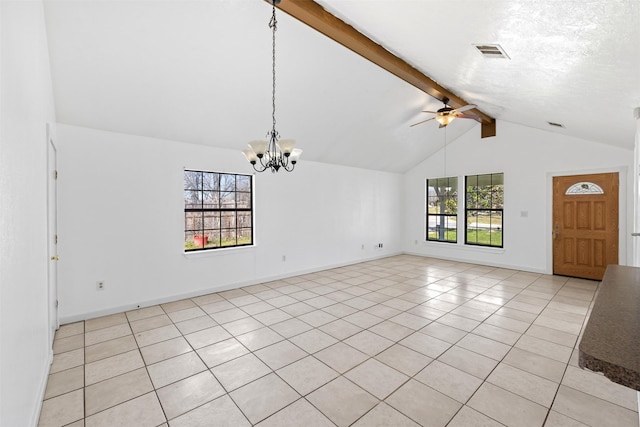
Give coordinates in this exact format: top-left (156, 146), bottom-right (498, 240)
top-left (436, 114), bottom-right (455, 126)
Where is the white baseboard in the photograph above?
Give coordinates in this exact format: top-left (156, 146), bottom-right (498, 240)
top-left (60, 251), bottom-right (402, 324)
top-left (402, 250), bottom-right (548, 275)
top-left (32, 349), bottom-right (53, 427)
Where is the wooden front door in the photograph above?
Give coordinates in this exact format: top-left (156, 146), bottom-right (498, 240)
top-left (553, 173), bottom-right (618, 280)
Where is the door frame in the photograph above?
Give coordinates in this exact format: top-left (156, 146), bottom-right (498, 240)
top-left (47, 124), bottom-right (59, 346)
top-left (546, 167), bottom-right (629, 276)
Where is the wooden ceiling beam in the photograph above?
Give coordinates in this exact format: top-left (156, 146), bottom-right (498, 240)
top-left (270, 0), bottom-right (496, 137)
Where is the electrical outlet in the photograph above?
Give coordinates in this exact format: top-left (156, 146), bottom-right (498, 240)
top-left (361, 244), bottom-right (364, 250)
top-left (97, 281), bottom-right (105, 291)
top-left (282, 255), bottom-right (286, 262)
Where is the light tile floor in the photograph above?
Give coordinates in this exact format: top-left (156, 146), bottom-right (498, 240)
top-left (39, 255), bottom-right (640, 427)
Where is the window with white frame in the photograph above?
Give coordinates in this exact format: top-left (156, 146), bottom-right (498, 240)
top-left (465, 173), bottom-right (503, 248)
top-left (184, 170), bottom-right (253, 251)
top-left (426, 177), bottom-right (458, 243)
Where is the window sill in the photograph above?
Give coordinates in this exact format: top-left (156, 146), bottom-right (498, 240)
top-left (183, 244), bottom-right (256, 257)
top-left (421, 240), bottom-right (505, 254)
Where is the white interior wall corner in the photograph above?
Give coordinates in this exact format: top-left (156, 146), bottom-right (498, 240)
top-left (0, 1), bottom-right (58, 426)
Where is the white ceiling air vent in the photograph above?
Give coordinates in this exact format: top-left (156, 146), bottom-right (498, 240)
top-left (547, 122), bottom-right (565, 128)
top-left (474, 44), bottom-right (510, 59)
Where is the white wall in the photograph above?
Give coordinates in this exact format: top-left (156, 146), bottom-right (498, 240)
top-left (0, 2), bottom-right (57, 426)
top-left (403, 121), bottom-right (634, 273)
top-left (55, 124), bottom-right (403, 322)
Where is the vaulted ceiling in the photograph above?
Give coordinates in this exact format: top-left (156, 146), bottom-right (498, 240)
top-left (43, 0), bottom-right (640, 173)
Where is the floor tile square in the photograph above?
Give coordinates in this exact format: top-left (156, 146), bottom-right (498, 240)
top-left (386, 379), bottom-right (461, 427)
top-left (414, 360), bottom-right (482, 403)
top-left (276, 355), bottom-right (339, 395)
top-left (85, 367), bottom-right (153, 416)
top-left (298, 310), bottom-right (338, 327)
top-left (289, 329), bottom-right (338, 354)
top-left (255, 398), bottom-right (334, 427)
top-left (561, 366), bottom-right (638, 411)
top-left (314, 342), bottom-right (368, 374)
top-left (161, 299), bottom-right (196, 313)
top-left (307, 376), bottom-right (378, 427)
top-left (437, 345), bottom-right (498, 380)
top-left (167, 306), bottom-right (206, 323)
top-left (515, 334), bottom-right (572, 363)
top-left (85, 313), bottom-right (128, 332)
top-left (223, 317), bottom-right (265, 336)
top-left (55, 322), bottom-right (84, 339)
top-left (140, 336), bottom-right (192, 365)
top-left (322, 302), bottom-right (359, 317)
top-left (147, 351), bottom-right (206, 388)
top-left (125, 305), bottom-right (165, 322)
top-left (472, 323), bottom-right (521, 345)
top-left (236, 327), bottom-right (284, 351)
top-left (50, 348), bottom-right (84, 374)
top-left (210, 307), bottom-right (250, 324)
top-left (197, 337), bottom-right (249, 368)
top-left (185, 325), bottom-right (232, 349)
top-left (419, 321), bottom-right (467, 344)
top-left (129, 314), bottom-right (172, 334)
top-left (343, 330), bottom-right (393, 356)
top-left (487, 363), bottom-right (559, 407)
top-left (230, 373), bottom-right (300, 424)
top-left (319, 319), bottom-right (363, 340)
top-left (270, 318), bottom-right (313, 338)
top-left (85, 323), bottom-right (132, 348)
top-left (134, 324), bottom-right (181, 347)
top-left (156, 371), bottom-right (225, 420)
top-left (212, 353), bottom-right (272, 391)
top-left (375, 344), bottom-right (432, 376)
top-left (253, 308), bottom-right (292, 325)
top-left (351, 402), bottom-right (420, 427)
top-left (502, 347), bottom-right (566, 382)
top-left (343, 311), bottom-right (383, 329)
top-left (44, 366), bottom-right (84, 399)
top-left (85, 349), bottom-right (144, 385)
top-left (170, 394), bottom-right (251, 427)
top-left (53, 334), bottom-right (84, 354)
top-left (254, 339), bottom-right (307, 370)
top-left (368, 320), bottom-right (414, 341)
top-left (468, 382), bottom-right (547, 427)
top-left (446, 405), bottom-right (505, 427)
top-left (457, 333), bottom-right (511, 360)
top-left (345, 358), bottom-right (409, 399)
top-left (38, 389), bottom-right (84, 427)
top-left (399, 332), bottom-right (451, 358)
top-left (85, 392), bottom-right (165, 426)
top-left (174, 315), bottom-right (217, 335)
top-left (85, 335), bottom-right (137, 364)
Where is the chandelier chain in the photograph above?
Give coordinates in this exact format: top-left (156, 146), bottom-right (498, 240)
top-left (270, 4), bottom-right (277, 136)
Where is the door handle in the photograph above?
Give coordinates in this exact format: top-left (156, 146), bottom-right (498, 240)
top-left (51, 255), bottom-right (59, 261)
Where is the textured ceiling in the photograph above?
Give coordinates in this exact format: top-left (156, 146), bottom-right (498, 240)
top-left (43, 0), bottom-right (640, 173)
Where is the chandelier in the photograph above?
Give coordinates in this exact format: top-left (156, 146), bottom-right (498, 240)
top-left (242, 0), bottom-right (302, 173)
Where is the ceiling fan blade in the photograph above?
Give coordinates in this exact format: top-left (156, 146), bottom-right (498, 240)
top-left (421, 110), bottom-right (438, 114)
top-left (455, 113), bottom-right (481, 120)
top-left (451, 104), bottom-right (477, 114)
top-left (410, 117), bottom-right (436, 127)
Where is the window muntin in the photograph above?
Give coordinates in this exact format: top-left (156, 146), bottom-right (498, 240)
top-left (465, 173), bottom-right (503, 248)
top-left (184, 170), bottom-right (253, 251)
top-left (426, 177), bottom-right (458, 243)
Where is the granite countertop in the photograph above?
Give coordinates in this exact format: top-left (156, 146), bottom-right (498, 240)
top-left (579, 265), bottom-right (640, 391)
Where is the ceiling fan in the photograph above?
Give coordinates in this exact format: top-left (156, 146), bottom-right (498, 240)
top-left (411, 97), bottom-right (480, 128)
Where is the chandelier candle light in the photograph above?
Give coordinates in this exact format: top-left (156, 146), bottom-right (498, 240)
top-left (243, 0), bottom-right (302, 173)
